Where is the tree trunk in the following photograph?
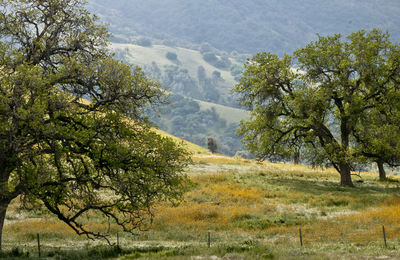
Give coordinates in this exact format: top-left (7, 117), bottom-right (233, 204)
top-left (293, 151), bottom-right (300, 164)
top-left (339, 163), bottom-right (354, 187)
top-left (0, 202), bottom-right (8, 251)
top-left (377, 160), bottom-right (386, 181)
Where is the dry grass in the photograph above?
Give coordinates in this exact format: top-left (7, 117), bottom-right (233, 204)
top-left (153, 129), bottom-right (210, 155)
top-left (3, 156), bottom-right (400, 258)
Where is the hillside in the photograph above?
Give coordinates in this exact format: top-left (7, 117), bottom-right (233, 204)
top-left (111, 43), bottom-right (249, 156)
top-left (3, 153), bottom-right (400, 259)
top-left (111, 43), bottom-right (243, 105)
top-left (112, 43), bottom-right (239, 99)
top-left (88, 0), bottom-right (400, 55)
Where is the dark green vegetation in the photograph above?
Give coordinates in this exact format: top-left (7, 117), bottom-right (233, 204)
top-left (88, 0), bottom-right (400, 55)
top-left (234, 29), bottom-right (400, 186)
top-left (0, 244), bottom-right (276, 260)
top-left (0, 0), bottom-right (190, 250)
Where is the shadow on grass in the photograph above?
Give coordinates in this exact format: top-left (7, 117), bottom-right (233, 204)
top-left (0, 245), bottom-right (166, 259)
top-left (270, 176), bottom-right (400, 195)
top-left (262, 174), bottom-right (400, 210)
top-left (0, 244), bottom-right (276, 260)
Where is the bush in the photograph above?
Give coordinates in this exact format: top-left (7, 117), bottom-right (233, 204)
top-left (202, 52), bottom-right (218, 63)
top-left (212, 70), bottom-right (221, 79)
top-left (207, 136), bottom-right (218, 153)
top-left (166, 51), bottom-right (178, 60)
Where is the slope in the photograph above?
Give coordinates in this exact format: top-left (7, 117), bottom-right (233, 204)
top-left (111, 43), bottom-right (240, 100)
top-left (111, 43), bottom-right (249, 156)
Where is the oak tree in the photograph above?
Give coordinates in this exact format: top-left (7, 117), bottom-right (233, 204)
top-left (233, 29), bottom-right (400, 186)
top-left (0, 0), bottom-right (190, 249)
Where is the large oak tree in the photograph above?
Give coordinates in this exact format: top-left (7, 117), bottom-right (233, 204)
top-left (0, 0), bottom-right (190, 249)
top-left (233, 29), bottom-right (400, 186)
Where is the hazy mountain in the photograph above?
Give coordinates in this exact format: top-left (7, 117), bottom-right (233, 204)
top-left (87, 0), bottom-right (400, 55)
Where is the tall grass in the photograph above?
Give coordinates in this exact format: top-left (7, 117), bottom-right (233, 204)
top-left (3, 157), bottom-right (400, 258)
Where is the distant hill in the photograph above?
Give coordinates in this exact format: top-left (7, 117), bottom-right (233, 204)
top-left (88, 0), bottom-right (400, 55)
top-left (111, 43), bottom-right (249, 156)
top-left (111, 43), bottom-right (240, 104)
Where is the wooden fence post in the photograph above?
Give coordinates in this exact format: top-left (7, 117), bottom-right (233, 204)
top-left (37, 233), bottom-right (41, 257)
top-left (382, 225), bottom-right (387, 247)
top-left (299, 228), bottom-right (303, 247)
top-left (207, 231), bottom-right (211, 248)
top-left (117, 232), bottom-right (119, 247)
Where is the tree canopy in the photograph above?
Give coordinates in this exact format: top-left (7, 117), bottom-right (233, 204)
top-left (0, 0), bottom-right (190, 249)
top-left (233, 29), bottom-right (400, 186)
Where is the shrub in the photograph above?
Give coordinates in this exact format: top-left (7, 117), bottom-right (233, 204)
top-left (202, 52), bottom-right (218, 63)
top-left (166, 51), bottom-right (178, 60)
top-left (207, 136), bottom-right (218, 153)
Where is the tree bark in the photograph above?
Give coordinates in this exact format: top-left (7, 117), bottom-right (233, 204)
top-left (377, 160), bottom-right (386, 181)
top-left (293, 151), bottom-right (300, 164)
top-left (0, 202), bottom-right (8, 251)
top-left (339, 163), bottom-right (354, 187)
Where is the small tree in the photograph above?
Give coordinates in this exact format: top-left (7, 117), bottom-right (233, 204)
top-left (0, 0), bottom-right (190, 249)
top-left (202, 52), bottom-right (218, 64)
top-left (197, 66), bottom-right (207, 82)
top-left (207, 137), bottom-right (218, 153)
top-left (233, 29), bottom-right (400, 186)
top-left (166, 51), bottom-right (178, 61)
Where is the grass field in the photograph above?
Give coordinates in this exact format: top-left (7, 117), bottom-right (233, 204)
top-left (3, 152), bottom-right (400, 259)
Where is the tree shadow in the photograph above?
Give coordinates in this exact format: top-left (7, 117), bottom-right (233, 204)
top-left (268, 175), bottom-right (400, 198)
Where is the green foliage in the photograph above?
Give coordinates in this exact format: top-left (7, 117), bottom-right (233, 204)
top-left (202, 52), bottom-right (232, 70)
top-left (233, 29), bottom-right (400, 186)
top-left (206, 136), bottom-right (218, 153)
top-left (162, 65), bottom-right (204, 99)
top-left (0, 0), bottom-right (190, 246)
top-left (165, 51), bottom-right (178, 61)
top-left (202, 52), bottom-right (218, 64)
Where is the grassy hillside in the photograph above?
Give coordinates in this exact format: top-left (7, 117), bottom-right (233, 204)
top-left (3, 152), bottom-right (400, 259)
top-left (154, 128), bottom-right (210, 155)
top-left (195, 98), bottom-right (248, 125)
top-left (111, 43), bottom-right (239, 98)
top-left (111, 43), bottom-right (249, 156)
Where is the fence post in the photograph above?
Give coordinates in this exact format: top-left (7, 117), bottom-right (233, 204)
top-left (37, 233), bottom-right (41, 257)
top-left (299, 228), bottom-right (303, 247)
top-left (117, 232), bottom-right (119, 247)
top-left (382, 225), bottom-right (387, 247)
top-left (207, 231), bottom-right (211, 248)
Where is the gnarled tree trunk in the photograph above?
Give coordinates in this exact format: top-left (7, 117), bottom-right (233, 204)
top-left (339, 163), bottom-right (354, 187)
top-left (377, 160), bottom-right (386, 181)
top-left (0, 202), bottom-right (8, 251)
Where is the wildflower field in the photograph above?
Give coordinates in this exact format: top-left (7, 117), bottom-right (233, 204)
top-left (2, 154), bottom-right (400, 259)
